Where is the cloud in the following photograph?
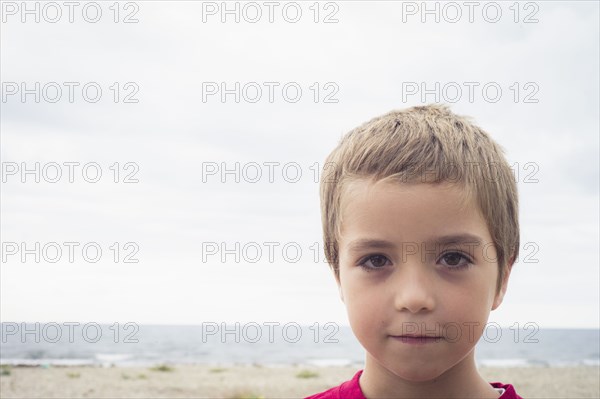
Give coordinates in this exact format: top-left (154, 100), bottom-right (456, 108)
top-left (1, 1), bottom-right (598, 327)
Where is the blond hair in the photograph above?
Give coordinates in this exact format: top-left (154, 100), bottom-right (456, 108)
top-left (319, 104), bottom-right (519, 294)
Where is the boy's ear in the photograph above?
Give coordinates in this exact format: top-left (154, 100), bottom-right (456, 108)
top-left (492, 255), bottom-right (515, 310)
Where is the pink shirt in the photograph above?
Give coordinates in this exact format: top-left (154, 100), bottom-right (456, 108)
top-left (304, 370), bottom-right (523, 399)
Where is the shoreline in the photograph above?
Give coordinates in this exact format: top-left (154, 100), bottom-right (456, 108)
top-left (2, 361), bottom-right (599, 370)
top-left (1, 364), bottom-right (599, 398)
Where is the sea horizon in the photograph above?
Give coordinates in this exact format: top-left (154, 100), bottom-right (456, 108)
top-left (1, 323), bottom-right (598, 368)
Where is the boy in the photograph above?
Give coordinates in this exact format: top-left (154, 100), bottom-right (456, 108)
top-left (306, 105), bottom-right (522, 399)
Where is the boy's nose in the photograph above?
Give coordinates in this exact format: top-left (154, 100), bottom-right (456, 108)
top-left (392, 263), bottom-right (436, 314)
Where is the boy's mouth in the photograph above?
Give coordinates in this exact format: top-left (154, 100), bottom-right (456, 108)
top-left (389, 335), bottom-right (443, 345)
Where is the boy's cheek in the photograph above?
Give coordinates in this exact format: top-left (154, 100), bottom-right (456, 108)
top-left (345, 295), bottom-right (385, 330)
top-left (346, 307), bottom-right (382, 343)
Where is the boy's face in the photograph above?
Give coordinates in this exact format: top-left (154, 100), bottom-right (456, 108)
top-left (336, 179), bottom-right (510, 382)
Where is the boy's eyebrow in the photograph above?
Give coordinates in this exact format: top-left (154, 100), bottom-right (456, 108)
top-left (346, 234), bottom-right (483, 252)
top-left (346, 239), bottom-right (397, 253)
top-left (428, 233), bottom-right (483, 246)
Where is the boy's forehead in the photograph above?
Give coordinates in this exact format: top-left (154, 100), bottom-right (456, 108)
top-left (340, 177), bottom-right (472, 210)
top-left (338, 178), bottom-right (486, 239)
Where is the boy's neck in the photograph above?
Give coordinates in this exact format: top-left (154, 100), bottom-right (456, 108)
top-left (359, 351), bottom-right (502, 399)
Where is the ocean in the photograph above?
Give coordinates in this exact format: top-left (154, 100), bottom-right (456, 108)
top-left (1, 323), bottom-right (598, 368)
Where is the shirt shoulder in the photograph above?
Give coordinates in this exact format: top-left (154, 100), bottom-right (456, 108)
top-left (491, 382), bottom-right (523, 399)
top-left (304, 370), bottom-right (366, 399)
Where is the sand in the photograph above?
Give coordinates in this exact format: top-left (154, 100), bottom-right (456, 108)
top-left (0, 364), bottom-right (598, 398)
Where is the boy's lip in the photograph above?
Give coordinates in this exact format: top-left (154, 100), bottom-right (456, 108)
top-left (389, 335), bottom-right (444, 344)
top-left (389, 334), bottom-right (443, 338)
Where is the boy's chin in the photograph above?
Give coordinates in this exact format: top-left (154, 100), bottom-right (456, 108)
top-left (372, 356), bottom-right (456, 383)
top-left (389, 366), bottom-right (447, 383)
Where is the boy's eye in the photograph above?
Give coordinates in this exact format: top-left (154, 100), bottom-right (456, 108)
top-left (357, 252), bottom-right (472, 271)
top-left (358, 254), bottom-right (390, 270)
top-left (439, 252), bottom-right (472, 269)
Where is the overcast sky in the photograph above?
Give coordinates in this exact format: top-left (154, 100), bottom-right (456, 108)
top-left (1, 1), bottom-right (598, 329)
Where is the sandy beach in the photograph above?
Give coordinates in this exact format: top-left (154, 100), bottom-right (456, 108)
top-left (0, 364), bottom-right (598, 398)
